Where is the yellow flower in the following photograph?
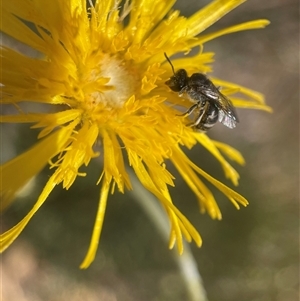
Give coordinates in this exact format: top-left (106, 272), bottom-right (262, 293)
top-left (0, 0), bottom-right (271, 268)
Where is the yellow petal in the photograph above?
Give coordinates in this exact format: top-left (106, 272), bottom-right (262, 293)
top-left (1, 2), bottom-right (47, 53)
top-left (0, 176), bottom-right (56, 252)
top-left (101, 129), bottom-right (131, 193)
top-left (80, 178), bottom-right (110, 269)
top-left (0, 125), bottom-right (75, 209)
top-left (194, 133), bottom-right (242, 186)
top-left (187, 0), bottom-right (246, 36)
top-left (189, 159), bottom-right (249, 209)
top-left (171, 147), bottom-right (222, 220)
top-left (128, 150), bottom-right (202, 249)
top-left (212, 140), bottom-right (245, 165)
top-left (212, 77), bottom-right (266, 104)
top-left (193, 20), bottom-right (270, 45)
top-left (52, 122), bottom-right (99, 190)
top-left (231, 99), bottom-right (273, 112)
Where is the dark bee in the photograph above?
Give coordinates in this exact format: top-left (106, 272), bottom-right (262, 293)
top-left (164, 53), bottom-right (239, 132)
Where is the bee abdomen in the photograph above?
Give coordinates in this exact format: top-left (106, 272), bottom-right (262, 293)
top-left (194, 104), bottom-right (219, 132)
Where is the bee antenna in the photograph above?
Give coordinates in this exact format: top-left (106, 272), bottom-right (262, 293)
top-left (164, 52), bottom-right (175, 75)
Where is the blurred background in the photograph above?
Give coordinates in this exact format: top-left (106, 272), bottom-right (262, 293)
top-left (1, 0), bottom-right (299, 300)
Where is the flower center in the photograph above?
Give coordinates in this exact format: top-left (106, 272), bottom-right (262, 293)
top-left (85, 55), bottom-right (139, 110)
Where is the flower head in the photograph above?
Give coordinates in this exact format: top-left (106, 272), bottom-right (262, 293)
top-left (0, 0), bottom-right (271, 268)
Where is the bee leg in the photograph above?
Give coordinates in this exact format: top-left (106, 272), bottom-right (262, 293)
top-left (191, 107), bottom-right (206, 129)
top-left (176, 103), bottom-right (198, 117)
top-left (190, 101), bottom-right (209, 130)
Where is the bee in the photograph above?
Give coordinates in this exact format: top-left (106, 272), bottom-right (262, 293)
top-left (164, 53), bottom-right (239, 132)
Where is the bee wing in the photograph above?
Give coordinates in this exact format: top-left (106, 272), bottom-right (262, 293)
top-left (218, 109), bottom-right (237, 129)
top-left (200, 87), bottom-right (239, 128)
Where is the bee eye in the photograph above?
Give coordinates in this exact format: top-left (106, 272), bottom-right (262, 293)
top-left (165, 77), bottom-right (182, 92)
top-left (175, 69), bottom-right (188, 89)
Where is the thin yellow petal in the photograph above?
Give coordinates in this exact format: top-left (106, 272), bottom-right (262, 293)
top-left (212, 140), bottom-right (245, 165)
top-left (189, 159), bottom-right (249, 208)
top-left (51, 122), bottom-right (99, 190)
top-left (1, 47), bottom-right (71, 103)
top-left (101, 129), bottom-right (131, 192)
top-left (212, 77), bottom-right (266, 104)
top-left (167, 207), bottom-right (184, 254)
top-left (0, 125), bottom-right (75, 209)
top-left (129, 151), bottom-right (202, 248)
top-left (194, 134), bottom-right (241, 186)
top-left (193, 20), bottom-right (270, 45)
top-left (167, 204), bottom-right (202, 248)
top-left (1, 110), bottom-right (83, 138)
top-left (232, 99), bottom-right (273, 112)
top-left (1, 4), bottom-right (47, 53)
top-left (174, 146), bottom-right (248, 208)
top-left (126, 0), bottom-right (175, 44)
top-left (80, 179), bottom-right (110, 269)
top-left (187, 0), bottom-right (246, 36)
top-left (31, 110), bottom-right (83, 138)
top-left (160, 188), bottom-right (184, 253)
top-left (171, 147), bottom-right (222, 220)
top-left (0, 176), bottom-right (56, 252)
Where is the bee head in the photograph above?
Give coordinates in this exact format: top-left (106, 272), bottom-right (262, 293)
top-left (165, 69), bottom-right (188, 92)
top-left (164, 53), bottom-right (188, 92)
